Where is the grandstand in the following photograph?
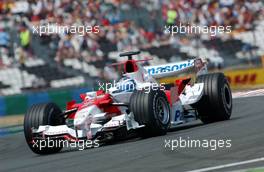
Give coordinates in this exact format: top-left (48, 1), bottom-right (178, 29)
top-left (0, 0), bottom-right (263, 96)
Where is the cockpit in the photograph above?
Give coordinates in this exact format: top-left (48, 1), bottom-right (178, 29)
top-left (124, 60), bottom-right (138, 73)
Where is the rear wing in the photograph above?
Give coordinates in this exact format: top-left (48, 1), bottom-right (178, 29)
top-left (144, 60), bottom-right (195, 79)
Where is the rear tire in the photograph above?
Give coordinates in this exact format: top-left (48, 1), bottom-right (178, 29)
top-left (129, 89), bottom-right (170, 137)
top-left (24, 103), bottom-right (64, 154)
top-left (195, 73), bottom-right (232, 123)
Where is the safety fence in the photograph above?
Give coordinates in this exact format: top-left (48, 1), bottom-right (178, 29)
top-left (0, 87), bottom-right (91, 116)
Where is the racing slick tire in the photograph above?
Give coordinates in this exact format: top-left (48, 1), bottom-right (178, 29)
top-left (129, 89), bottom-right (170, 137)
top-left (195, 73), bottom-right (232, 123)
top-left (24, 103), bottom-right (64, 154)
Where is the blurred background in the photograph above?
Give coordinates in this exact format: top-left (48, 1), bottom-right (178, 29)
top-left (0, 0), bottom-right (263, 118)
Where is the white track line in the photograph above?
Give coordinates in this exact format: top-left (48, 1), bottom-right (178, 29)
top-left (186, 157), bottom-right (264, 172)
top-left (233, 89), bottom-right (264, 98)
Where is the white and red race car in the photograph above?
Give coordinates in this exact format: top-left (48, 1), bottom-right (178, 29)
top-left (24, 51), bottom-right (232, 154)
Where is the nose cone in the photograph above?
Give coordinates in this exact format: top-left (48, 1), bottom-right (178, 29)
top-left (74, 105), bottom-right (101, 130)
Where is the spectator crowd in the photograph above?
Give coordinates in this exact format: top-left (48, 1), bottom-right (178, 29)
top-left (0, 0), bottom-right (263, 68)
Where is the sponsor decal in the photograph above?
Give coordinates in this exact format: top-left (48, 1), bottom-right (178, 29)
top-left (226, 73), bottom-right (257, 85)
top-left (145, 60), bottom-right (194, 75)
top-left (225, 68), bottom-right (264, 89)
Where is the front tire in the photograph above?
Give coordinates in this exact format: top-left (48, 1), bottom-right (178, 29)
top-left (195, 73), bottom-right (232, 123)
top-left (129, 89), bottom-right (170, 137)
top-left (24, 103), bottom-right (64, 154)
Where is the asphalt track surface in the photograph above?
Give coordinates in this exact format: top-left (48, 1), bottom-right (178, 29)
top-left (1, 95), bottom-right (264, 172)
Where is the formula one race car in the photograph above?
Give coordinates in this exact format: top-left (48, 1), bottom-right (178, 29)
top-left (24, 51), bottom-right (232, 154)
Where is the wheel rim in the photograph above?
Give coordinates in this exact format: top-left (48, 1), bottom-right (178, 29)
top-left (223, 84), bottom-right (232, 109)
top-left (155, 97), bottom-right (170, 124)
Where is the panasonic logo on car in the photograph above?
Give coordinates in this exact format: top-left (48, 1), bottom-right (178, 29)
top-left (145, 60), bottom-right (194, 75)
